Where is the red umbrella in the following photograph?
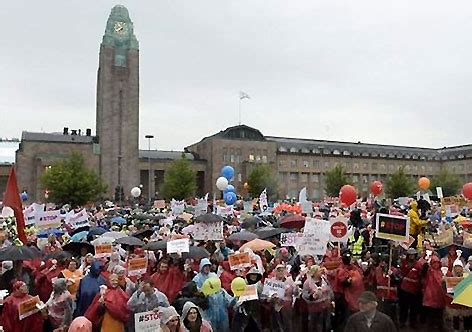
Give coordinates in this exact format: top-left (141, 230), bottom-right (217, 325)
top-left (278, 214), bottom-right (306, 229)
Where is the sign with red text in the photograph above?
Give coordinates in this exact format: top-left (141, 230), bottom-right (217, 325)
top-left (128, 257), bottom-right (148, 277)
top-left (18, 295), bottom-right (40, 320)
top-left (329, 217), bottom-right (348, 243)
top-left (375, 214), bottom-right (409, 242)
top-left (94, 244), bottom-right (113, 258)
top-left (135, 311), bottom-right (160, 332)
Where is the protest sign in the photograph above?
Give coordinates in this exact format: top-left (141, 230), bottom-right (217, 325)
top-left (153, 200), bottom-right (166, 209)
top-left (135, 311), bottom-right (160, 332)
top-left (296, 218), bottom-right (330, 256)
top-left (425, 229), bottom-right (454, 247)
top-left (128, 257), bottom-right (148, 277)
top-left (94, 244), bottom-right (113, 258)
top-left (243, 201), bottom-right (254, 213)
top-left (436, 187), bottom-right (443, 199)
top-left (36, 210), bottom-right (62, 229)
top-left (259, 189), bottom-right (269, 215)
top-left (301, 201), bottom-right (313, 214)
top-left (23, 203), bottom-right (44, 226)
top-left (18, 295), bottom-right (40, 320)
top-left (65, 209), bottom-right (89, 229)
top-left (446, 277), bottom-right (464, 294)
top-left (375, 214), bottom-right (409, 242)
top-left (239, 285), bottom-right (258, 302)
top-left (166, 238), bottom-right (190, 253)
top-left (228, 252), bottom-right (251, 270)
top-left (171, 199), bottom-right (185, 216)
top-left (216, 205), bottom-right (233, 217)
top-left (280, 233), bottom-right (302, 247)
top-left (399, 236), bottom-right (415, 250)
top-left (194, 196), bottom-right (208, 217)
top-left (192, 222), bottom-right (223, 241)
top-left (329, 217), bottom-right (348, 243)
top-left (463, 231), bottom-right (472, 249)
top-left (445, 204), bottom-right (460, 217)
top-left (262, 278), bottom-right (286, 298)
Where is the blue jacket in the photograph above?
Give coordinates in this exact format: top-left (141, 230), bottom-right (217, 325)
top-left (74, 261), bottom-right (106, 317)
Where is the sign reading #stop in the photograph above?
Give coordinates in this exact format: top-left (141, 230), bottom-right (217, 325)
top-left (329, 217), bottom-right (348, 243)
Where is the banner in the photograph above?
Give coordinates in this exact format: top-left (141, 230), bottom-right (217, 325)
top-left (280, 233), bottom-right (303, 247)
top-left (153, 200), bottom-right (166, 209)
top-left (329, 217), bottom-right (348, 243)
top-left (166, 238), bottom-right (189, 253)
top-left (94, 244), bottom-right (113, 258)
top-left (128, 257), bottom-right (148, 277)
top-left (171, 199), bottom-right (185, 216)
top-left (192, 222), bottom-right (223, 241)
top-left (23, 203), bottom-right (44, 226)
top-left (296, 218), bottom-right (330, 256)
top-left (239, 285), bottom-right (258, 302)
top-left (375, 214), bottom-right (409, 242)
top-left (134, 311), bottom-right (161, 332)
top-left (18, 295), bottom-right (40, 320)
top-left (65, 209), bottom-right (89, 229)
top-left (445, 277), bottom-right (464, 294)
top-left (36, 210), bottom-right (62, 229)
top-left (262, 278), bottom-right (286, 298)
top-left (228, 252), bottom-right (251, 270)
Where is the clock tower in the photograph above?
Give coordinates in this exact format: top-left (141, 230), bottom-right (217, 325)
top-left (96, 5), bottom-right (139, 199)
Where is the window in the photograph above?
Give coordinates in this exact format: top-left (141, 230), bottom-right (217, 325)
top-left (311, 173), bottom-right (319, 183)
top-left (300, 173), bottom-right (308, 182)
top-left (222, 148), bottom-right (228, 162)
top-left (362, 175), bottom-right (368, 184)
top-left (324, 161), bottom-right (330, 169)
top-left (249, 154), bottom-right (255, 162)
top-left (389, 164), bottom-right (395, 171)
top-left (230, 155), bottom-right (235, 163)
top-left (333, 150), bottom-right (341, 155)
top-left (278, 159), bottom-right (286, 168)
top-left (380, 164), bottom-right (386, 171)
top-left (291, 160), bottom-right (298, 168)
top-left (262, 155), bottom-right (268, 163)
top-left (303, 160), bottom-right (310, 168)
top-left (352, 175), bottom-right (359, 183)
top-left (353, 163), bottom-right (359, 171)
top-left (313, 160), bottom-right (320, 169)
top-left (256, 155), bottom-right (261, 162)
top-left (371, 163), bottom-right (378, 171)
top-left (363, 162), bottom-right (369, 170)
top-left (290, 147), bottom-right (298, 153)
top-left (289, 173), bottom-right (298, 181)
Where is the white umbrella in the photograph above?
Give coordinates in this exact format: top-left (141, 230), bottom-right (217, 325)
top-left (102, 231), bottom-right (127, 240)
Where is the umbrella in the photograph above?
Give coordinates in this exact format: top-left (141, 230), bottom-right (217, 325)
top-left (37, 228), bottom-right (64, 239)
top-left (179, 246), bottom-right (210, 260)
top-left (278, 214), bottom-right (306, 229)
top-left (143, 240), bottom-right (167, 251)
top-left (70, 231), bottom-right (88, 242)
top-left (44, 250), bottom-right (73, 261)
top-left (240, 239), bottom-right (275, 252)
top-left (0, 246), bottom-right (42, 261)
top-left (101, 231), bottom-right (127, 240)
top-left (70, 226), bottom-right (90, 236)
top-left (194, 213), bottom-right (223, 223)
top-left (62, 241), bottom-right (94, 255)
top-left (111, 216), bottom-right (127, 224)
top-left (91, 237), bottom-right (114, 245)
top-left (88, 226), bottom-right (107, 236)
top-left (253, 226), bottom-right (289, 240)
top-left (116, 236), bottom-right (144, 247)
top-left (241, 217), bottom-right (261, 230)
top-left (132, 229), bottom-right (154, 239)
top-left (436, 244), bottom-right (470, 259)
top-left (228, 231), bottom-right (258, 242)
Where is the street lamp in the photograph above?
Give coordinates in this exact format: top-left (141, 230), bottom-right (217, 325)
top-left (318, 146), bottom-right (324, 199)
top-left (145, 135), bottom-right (154, 204)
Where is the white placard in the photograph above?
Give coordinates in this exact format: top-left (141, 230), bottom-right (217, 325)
top-left (301, 201), bottom-right (313, 214)
top-left (280, 233), bottom-right (302, 247)
top-left (171, 199), bottom-right (185, 216)
top-left (65, 209), bottom-right (90, 229)
top-left (216, 205), bottom-right (233, 217)
top-left (243, 201), bottom-right (253, 213)
top-left (23, 203), bottom-right (44, 226)
top-left (135, 311), bottom-right (161, 332)
top-left (166, 238), bottom-right (190, 253)
top-left (36, 210), bottom-right (62, 229)
top-left (194, 197), bottom-right (208, 217)
top-left (436, 187), bottom-right (443, 199)
top-left (329, 217), bottom-right (349, 243)
top-left (296, 218), bottom-right (330, 256)
top-left (262, 279), bottom-right (286, 299)
top-left (192, 222), bottom-right (223, 241)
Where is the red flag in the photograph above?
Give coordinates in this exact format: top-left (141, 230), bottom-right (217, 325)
top-left (2, 167), bottom-right (27, 244)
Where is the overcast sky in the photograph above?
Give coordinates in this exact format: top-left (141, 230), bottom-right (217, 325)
top-left (1, 1), bottom-right (472, 151)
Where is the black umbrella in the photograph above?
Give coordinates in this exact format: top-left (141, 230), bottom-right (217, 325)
top-left (89, 226), bottom-right (107, 236)
top-left (194, 213), bottom-right (223, 223)
top-left (44, 250), bottom-right (73, 261)
top-left (116, 236), bottom-right (144, 247)
top-left (228, 231), bottom-right (258, 242)
top-left (132, 229), bottom-right (154, 239)
top-left (241, 217), bottom-right (261, 230)
top-left (143, 240), bottom-right (167, 251)
top-left (178, 246), bottom-right (210, 260)
top-left (0, 246), bottom-right (42, 261)
top-left (253, 226), bottom-right (290, 239)
top-left (62, 241), bottom-right (94, 255)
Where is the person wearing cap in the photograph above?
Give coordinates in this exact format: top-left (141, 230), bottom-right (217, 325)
top-left (344, 291), bottom-right (397, 332)
top-left (398, 247), bottom-right (423, 329)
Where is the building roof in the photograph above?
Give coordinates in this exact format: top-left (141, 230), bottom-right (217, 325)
top-left (139, 150), bottom-right (196, 161)
top-left (22, 131), bottom-right (95, 144)
top-left (193, 125), bottom-right (266, 144)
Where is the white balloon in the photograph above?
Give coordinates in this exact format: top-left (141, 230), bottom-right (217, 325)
top-left (216, 176), bottom-right (229, 191)
top-left (130, 187), bottom-right (141, 197)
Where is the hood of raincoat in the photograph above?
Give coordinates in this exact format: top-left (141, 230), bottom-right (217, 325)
top-left (160, 306), bottom-right (180, 324)
top-left (89, 261), bottom-right (102, 277)
top-left (53, 277), bottom-right (68, 294)
top-left (199, 258), bottom-right (211, 272)
top-left (246, 266), bottom-right (262, 284)
top-left (410, 201), bottom-right (418, 211)
top-left (182, 301), bottom-right (203, 322)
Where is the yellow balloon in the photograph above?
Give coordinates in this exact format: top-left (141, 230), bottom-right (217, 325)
top-left (201, 277), bottom-right (221, 296)
top-left (231, 277), bottom-right (247, 297)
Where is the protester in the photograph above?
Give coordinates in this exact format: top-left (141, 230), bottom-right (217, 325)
top-left (173, 281), bottom-right (209, 315)
top-left (193, 258), bottom-right (218, 289)
top-left (422, 254), bottom-right (446, 330)
top-left (151, 257), bottom-right (187, 303)
top-left (302, 265), bottom-right (333, 331)
top-left (68, 316), bottom-right (92, 332)
top-left (157, 306), bottom-right (184, 332)
top-left (181, 301), bottom-right (213, 332)
top-left (43, 278), bottom-right (73, 331)
top-left (60, 259), bottom-right (83, 300)
top-left (75, 260), bottom-right (106, 317)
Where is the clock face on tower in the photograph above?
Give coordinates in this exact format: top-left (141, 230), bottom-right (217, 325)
top-left (114, 21), bottom-right (126, 34)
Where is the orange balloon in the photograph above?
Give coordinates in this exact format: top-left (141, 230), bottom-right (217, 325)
top-left (418, 177), bottom-right (430, 190)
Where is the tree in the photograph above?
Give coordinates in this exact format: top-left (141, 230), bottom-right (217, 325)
top-left (161, 154), bottom-right (197, 200)
top-left (385, 167), bottom-right (415, 198)
top-left (246, 164), bottom-right (278, 199)
top-left (431, 167), bottom-right (461, 197)
top-left (41, 152), bottom-right (106, 207)
top-left (324, 165), bottom-right (350, 197)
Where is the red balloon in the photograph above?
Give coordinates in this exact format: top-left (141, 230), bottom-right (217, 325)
top-left (339, 185), bottom-right (357, 206)
top-left (370, 181), bottom-right (383, 196)
top-left (463, 183), bottom-right (472, 200)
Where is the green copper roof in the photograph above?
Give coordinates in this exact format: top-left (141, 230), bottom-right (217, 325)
top-left (102, 5), bottom-right (139, 51)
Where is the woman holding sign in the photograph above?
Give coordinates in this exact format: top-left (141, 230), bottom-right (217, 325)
top-left (1, 280), bottom-right (43, 332)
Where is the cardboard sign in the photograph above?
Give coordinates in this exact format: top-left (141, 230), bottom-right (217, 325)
top-left (18, 295), bottom-right (40, 320)
top-left (329, 217), bottom-right (348, 243)
top-left (228, 252), bottom-right (251, 270)
top-left (192, 222), bottom-right (223, 241)
top-left (128, 257), bottom-right (148, 277)
top-left (36, 210), bottom-right (62, 229)
top-left (375, 214), bottom-right (410, 242)
top-left (94, 244), bottom-right (113, 258)
top-left (171, 199), bottom-right (185, 216)
top-left (262, 278), bottom-right (286, 298)
top-left (239, 284), bottom-right (258, 302)
top-left (65, 209), bottom-right (89, 229)
top-left (166, 238), bottom-right (189, 253)
top-left (194, 197), bottom-right (208, 217)
top-left (280, 233), bottom-right (302, 247)
top-left (153, 200), bottom-right (166, 209)
top-left (446, 277), bottom-right (464, 294)
top-left (296, 218), bottom-right (330, 256)
top-left (425, 228), bottom-right (454, 247)
top-left (135, 311), bottom-right (161, 332)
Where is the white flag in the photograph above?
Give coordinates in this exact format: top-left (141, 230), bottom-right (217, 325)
top-left (239, 91), bottom-right (250, 100)
top-left (299, 187), bottom-right (307, 203)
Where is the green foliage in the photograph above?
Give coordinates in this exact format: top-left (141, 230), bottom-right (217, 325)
top-left (247, 164), bottom-right (278, 199)
top-left (161, 154), bottom-right (197, 200)
top-left (40, 152), bottom-right (106, 207)
top-left (431, 167), bottom-right (461, 197)
top-left (324, 165), bottom-right (350, 197)
top-left (385, 167), bottom-right (415, 198)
